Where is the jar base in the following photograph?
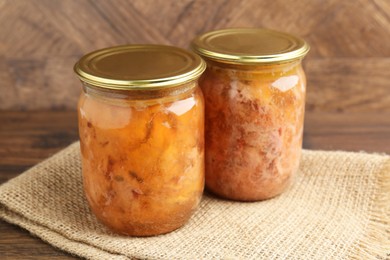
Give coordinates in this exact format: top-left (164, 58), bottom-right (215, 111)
top-left (89, 204), bottom-right (199, 237)
top-left (205, 180), bottom-right (293, 202)
top-left (104, 221), bottom-right (188, 237)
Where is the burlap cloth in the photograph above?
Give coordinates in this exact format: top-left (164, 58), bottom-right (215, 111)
top-left (0, 142), bottom-right (389, 259)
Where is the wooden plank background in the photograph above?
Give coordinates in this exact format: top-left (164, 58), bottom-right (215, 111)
top-left (0, 0), bottom-right (389, 111)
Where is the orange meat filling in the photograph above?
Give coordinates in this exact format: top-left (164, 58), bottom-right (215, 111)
top-left (200, 62), bottom-right (306, 201)
top-left (78, 87), bottom-right (204, 236)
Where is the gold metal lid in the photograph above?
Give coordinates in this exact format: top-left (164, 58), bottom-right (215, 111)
top-left (74, 45), bottom-right (206, 90)
top-left (191, 28), bottom-right (310, 64)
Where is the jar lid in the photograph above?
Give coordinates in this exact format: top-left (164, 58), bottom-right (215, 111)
top-left (191, 28), bottom-right (309, 64)
top-left (74, 45), bottom-right (206, 90)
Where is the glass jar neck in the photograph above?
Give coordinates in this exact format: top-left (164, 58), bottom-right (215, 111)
top-left (205, 59), bottom-right (303, 74)
top-left (81, 81), bottom-right (198, 104)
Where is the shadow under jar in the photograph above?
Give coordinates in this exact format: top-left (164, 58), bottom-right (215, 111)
top-left (192, 28), bottom-right (310, 201)
top-left (74, 45), bottom-right (206, 236)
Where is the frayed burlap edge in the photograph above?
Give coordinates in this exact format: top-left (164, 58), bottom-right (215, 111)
top-left (350, 158), bottom-right (390, 260)
top-left (0, 207), bottom-right (129, 260)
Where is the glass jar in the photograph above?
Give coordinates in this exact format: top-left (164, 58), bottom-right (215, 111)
top-left (192, 29), bottom-right (310, 201)
top-left (74, 45), bottom-right (206, 236)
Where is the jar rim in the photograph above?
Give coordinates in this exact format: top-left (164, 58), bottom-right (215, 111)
top-left (191, 28), bottom-right (310, 65)
top-left (74, 44), bottom-right (206, 90)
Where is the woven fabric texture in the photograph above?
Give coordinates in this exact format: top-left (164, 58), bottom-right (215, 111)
top-left (0, 142), bottom-right (389, 259)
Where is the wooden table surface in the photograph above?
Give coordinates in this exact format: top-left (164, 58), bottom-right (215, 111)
top-left (0, 110), bottom-right (389, 259)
